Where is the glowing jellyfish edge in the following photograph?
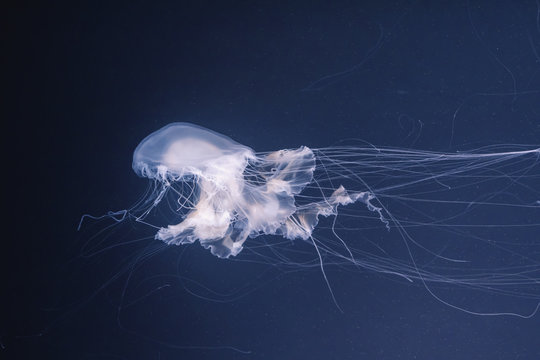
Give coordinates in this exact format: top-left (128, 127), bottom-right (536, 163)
top-left (132, 122), bottom-right (384, 258)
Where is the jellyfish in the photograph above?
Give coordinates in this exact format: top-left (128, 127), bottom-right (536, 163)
top-left (132, 122), bottom-right (386, 258)
top-left (83, 122), bottom-right (540, 316)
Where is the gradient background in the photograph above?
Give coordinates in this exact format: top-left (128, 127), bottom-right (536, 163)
top-left (3, 1), bottom-right (540, 359)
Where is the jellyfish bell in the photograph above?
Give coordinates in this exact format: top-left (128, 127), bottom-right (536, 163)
top-left (132, 122), bottom-right (255, 180)
top-left (131, 122), bottom-right (382, 258)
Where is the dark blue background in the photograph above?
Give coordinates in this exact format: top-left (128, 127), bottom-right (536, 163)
top-left (3, 1), bottom-right (540, 359)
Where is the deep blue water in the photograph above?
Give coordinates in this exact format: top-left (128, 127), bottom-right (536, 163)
top-left (3, 1), bottom-right (540, 359)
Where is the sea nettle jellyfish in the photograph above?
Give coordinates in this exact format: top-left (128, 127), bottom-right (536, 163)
top-left (82, 122), bottom-right (540, 316)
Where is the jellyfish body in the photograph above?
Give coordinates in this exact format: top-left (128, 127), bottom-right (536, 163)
top-left (132, 122), bottom-right (380, 258)
top-left (77, 122), bottom-right (540, 316)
